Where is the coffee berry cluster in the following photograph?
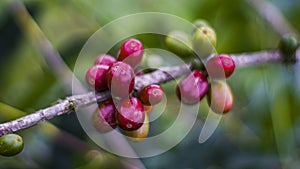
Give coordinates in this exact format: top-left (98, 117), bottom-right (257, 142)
top-left (86, 20), bottom-right (236, 141)
top-left (176, 54), bottom-right (235, 114)
top-left (86, 38), bottom-right (164, 141)
top-left (166, 19), bottom-right (236, 114)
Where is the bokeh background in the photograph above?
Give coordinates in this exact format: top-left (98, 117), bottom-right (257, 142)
top-left (0, 0), bottom-right (300, 168)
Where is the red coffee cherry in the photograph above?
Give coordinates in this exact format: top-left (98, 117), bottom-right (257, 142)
top-left (106, 61), bottom-right (135, 98)
top-left (123, 114), bottom-right (149, 141)
top-left (94, 54), bottom-right (116, 66)
top-left (176, 70), bottom-right (209, 105)
top-left (139, 84), bottom-right (164, 106)
top-left (207, 81), bottom-right (234, 114)
top-left (93, 100), bottom-right (117, 133)
top-left (206, 54), bottom-right (235, 79)
top-left (116, 97), bottom-right (145, 131)
top-left (117, 38), bottom-right (144, 69)
top-left (86, 64), bottom-right (110, 91)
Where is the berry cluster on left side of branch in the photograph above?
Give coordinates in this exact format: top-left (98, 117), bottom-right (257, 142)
top-left (86, 38), bottom-right (164, 141)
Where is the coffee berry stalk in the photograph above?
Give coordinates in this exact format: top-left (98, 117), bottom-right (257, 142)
top-left (0, 134), bottom-right (24, 157)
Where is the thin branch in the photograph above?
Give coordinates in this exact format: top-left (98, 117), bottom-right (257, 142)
top-left (246, 0), bottom-right (298, 37)
top-left (1, 48), bottom-right (300, 136)
top-left (0, 63), bottom-right (190, 136)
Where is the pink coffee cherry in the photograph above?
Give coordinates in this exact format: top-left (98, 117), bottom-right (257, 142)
top-left (93, 100), bottom-right (117, 133)
top-left (139, 84), bottom-right (164, 106)
top-left (176, 70), bottom-right (209, 105)
top-left (106, 61), bottom-right (135, 98)
top-left (116, 97), bottom-right (145, 131)
top-left (117, 38), bottom-right (144, 69)
top-left (94, 54), bottom-right (116, 67)
top-left (206, 54), bottom-right (235, 79)
top-left (86, 64), bottom-right (110, 91)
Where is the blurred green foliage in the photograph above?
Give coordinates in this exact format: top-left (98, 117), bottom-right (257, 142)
top-left (0, 0), bottom-right (300, 168)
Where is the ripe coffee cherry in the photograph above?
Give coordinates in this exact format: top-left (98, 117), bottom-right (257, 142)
top-left (117, 38), bottom-right (144, 69)
top-left (165, 30), bottom-right (193, 57)
top-left (139, 84), bottom-right (164, 106)
top-left (207, 81), bottom-right (234, 114)
top-left (192, 26), bottom-right (217, 59)
top-left (106, 61), bottom-right (135, 98)
top-left (0, 134), bottom-right (24, 156)
top-left (86, 64), bottom-right (110, 91)
top-left (206, 54), bottom-right (235, 79)
top-left (116, 97), bottom-right (145, 131)
top-left (93, 100), bottom-right (117, 133)
top-left (94, 54), bottom-right (116, 66)
top-left (176, 70), bottom-right (209, 105)
top-left (124, 114), bottom-right (149, 142)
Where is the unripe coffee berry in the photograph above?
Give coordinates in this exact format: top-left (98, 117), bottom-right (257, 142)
top-left (123, 114), bottom-right (149, 142)
top-left (207, 81), bottom-right (234, 114)
top-left (176, 70), bottom-right (209, 105)
top-left (165, 30), bottom-right (193, 57)
top-left (86, 64), bottom-right (110, 91)
top-left (116, 97), bottom-right (145, 131)
top-left (206, 54), bottom-right (235, 79)
top-left (94, 54), bottom-right (116, 66)
top-left (192, 26), bottom-right (217, 59)
top-left (139, 84), bottom-right (164, 106)
top-left (0, 134), bottom-right (24, 156)
top-left (106, 61), bottom-right (135, 98)
top-left (279, 34), bottom-right (299, 64)
top-left (117, 38), bottom-right (144, 69)
top-left (191, 58), bottom-right (205, 71)
top-left (93, 100), bottom-right (117, 133)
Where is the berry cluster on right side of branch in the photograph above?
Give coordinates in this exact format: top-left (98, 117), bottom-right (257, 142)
top-left (166, 20), bottom-right (236, 114)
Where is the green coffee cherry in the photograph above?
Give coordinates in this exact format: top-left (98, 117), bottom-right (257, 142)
top-left (279, 34), bottom-right (299, 64)
top-left (165, 30), bottom-right (193, 57)
top-left (191, 58), bottom-right (205, 70)
top-left (192, 26), bottom-right (217, 59)
top-left (0, 134), bottom-right (24, 156)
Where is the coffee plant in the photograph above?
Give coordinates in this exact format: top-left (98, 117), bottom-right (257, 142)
top-left (0, 0), bottom-right (299, 169)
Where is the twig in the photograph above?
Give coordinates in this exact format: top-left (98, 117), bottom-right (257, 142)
top-left (0, 63), bottom-right (190, 136)
top-left (246, 0), bottom-right (298, 37)
top-left (1, 48), bottom-right (300, 136)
